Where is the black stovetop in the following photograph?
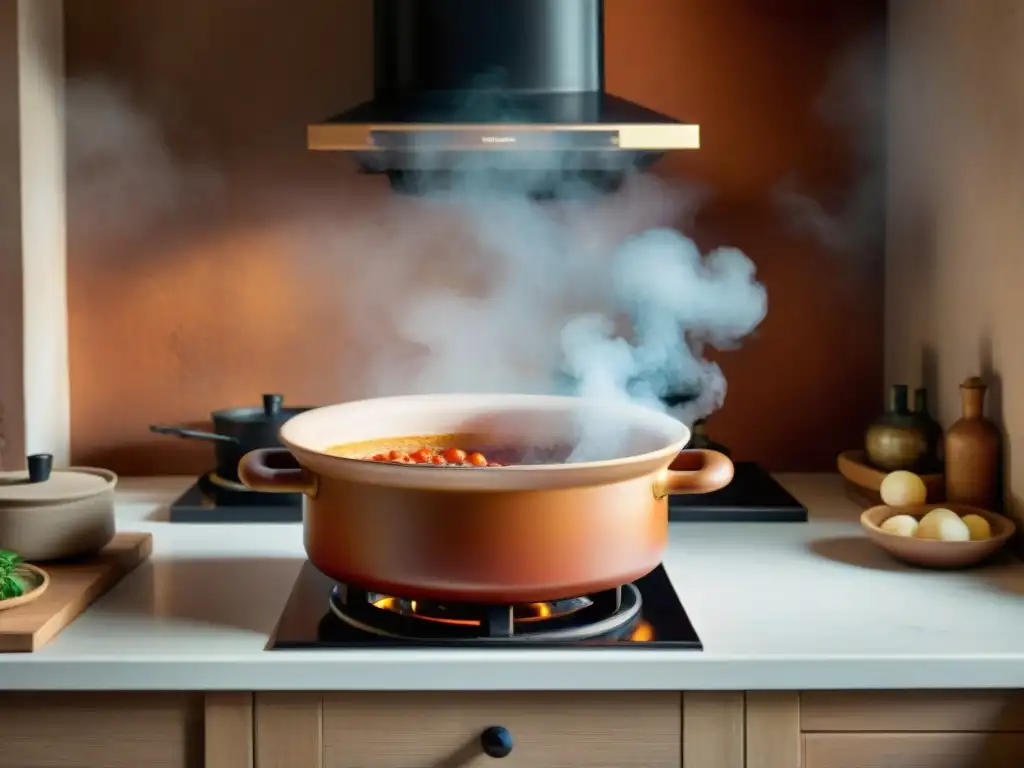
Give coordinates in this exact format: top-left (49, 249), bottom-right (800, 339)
top-left (168, 473), bottom-right (304, 523)
top-left (669, 461), bottom-right (807, 522)
top-left (267, 564), bottom-right (702, 650)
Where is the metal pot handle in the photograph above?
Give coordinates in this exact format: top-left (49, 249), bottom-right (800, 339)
top-left (653, 449), bottom-right (734, 498)
top-left (238, 448), bottom-right (317, 496)
top-left (150, 425), bottom-right (239, 444)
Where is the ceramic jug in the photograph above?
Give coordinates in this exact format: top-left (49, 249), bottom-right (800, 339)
top-left (945, 377), bottom-right (1000, 509)
top-left (865, 384), bottom-right (929, 472)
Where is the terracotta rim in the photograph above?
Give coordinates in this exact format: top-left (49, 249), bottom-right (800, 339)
top-left (279, 393), bottom-right (689, 472)
top-left (0, 563), bottom-right (50, 612)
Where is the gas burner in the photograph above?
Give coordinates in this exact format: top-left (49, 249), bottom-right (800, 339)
top-left (268, 563), bottom-right (700, 649)
top-left (328, 582), bottom-right (643, 643)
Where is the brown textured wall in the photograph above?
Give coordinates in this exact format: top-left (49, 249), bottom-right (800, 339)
top-left (65, 0), bottom-right (885, 475)
top-left (887, 0), bottom-right (1024, 526)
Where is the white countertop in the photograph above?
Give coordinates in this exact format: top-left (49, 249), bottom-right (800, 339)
top-left (1, 474), bottom-right (1023, 691)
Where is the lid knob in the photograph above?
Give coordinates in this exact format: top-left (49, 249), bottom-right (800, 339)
top-left (27, 453), bottom-right (53, 483)
top-left (262, 394), bottom-right (284, 417)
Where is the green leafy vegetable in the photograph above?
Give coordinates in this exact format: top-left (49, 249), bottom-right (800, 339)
top-left (0, 549), bottom-right (26, 600)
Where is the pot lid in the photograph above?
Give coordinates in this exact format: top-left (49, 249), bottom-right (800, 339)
top-left (0, 454), bottom-right (116, 506)
top-left (215, 393), bottom-right (288, 423)
top-left (213, 393), bottom-right (300, 423)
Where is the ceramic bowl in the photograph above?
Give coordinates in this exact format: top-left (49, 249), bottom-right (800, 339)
top-left (861, 503), bottom-right (1015, 568)
top-left (0, 564), bottom-right (49, 612)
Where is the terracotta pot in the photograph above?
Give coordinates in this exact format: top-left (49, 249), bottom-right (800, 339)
top-left (239, 394), bottom-right (734, 603)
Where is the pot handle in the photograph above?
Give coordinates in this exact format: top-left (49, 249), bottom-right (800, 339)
top-left (150, 425), bottom-right (239, 444)
top-left (654, 449), bottom-right (734, 498)
top-left (238, 448), bottom-right (317, 496)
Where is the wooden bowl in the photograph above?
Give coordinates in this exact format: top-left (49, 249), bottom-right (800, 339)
top-left (860, 504), bottom-right (1015, 568)
top-left (838, 450), bottom-right (945, 508)
top-left (0, 564), bottom-right (50, 611)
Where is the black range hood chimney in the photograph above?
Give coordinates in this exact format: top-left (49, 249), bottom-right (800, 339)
top-left (310, 0), bottom-right (699, 195)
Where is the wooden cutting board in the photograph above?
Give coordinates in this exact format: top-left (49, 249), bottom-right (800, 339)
top-left (0, 531), bottom-right (152, 652)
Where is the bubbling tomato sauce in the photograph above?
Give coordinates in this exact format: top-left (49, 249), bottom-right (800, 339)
top-left (368, 447), bottom-right (504, 467)
top-left (325, 435), bottom-right (573, 468)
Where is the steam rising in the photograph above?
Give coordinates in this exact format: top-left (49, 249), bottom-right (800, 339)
top-left (68, 79), bottom-right (770, 450)
top-left (66, 80), bottom-right (221, 241)
top-left (381, 86), bottom-right (768, 435)
top-left (773, 32), bottom-right (886, 255)
top-left (562, 229), bottom-right (767, 417)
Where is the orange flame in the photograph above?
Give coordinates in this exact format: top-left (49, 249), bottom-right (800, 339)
top-left (629, 620), bottom-right (654, 642)
top-left (370, 596), bottom-right (650, 639)
top-left (372, 597), bottom-right (568, 627)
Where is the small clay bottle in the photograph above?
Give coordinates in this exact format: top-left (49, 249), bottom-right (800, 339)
top-left (945, 376), bottom-right (1000, 509)
top-left (687, 418), bottom-right (731, 456)
top-left (912, 387), bottom-right (943, 471)
top-left (865, 384), bottom-right (929, 472)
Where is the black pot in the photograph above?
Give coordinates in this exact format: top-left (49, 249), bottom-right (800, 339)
top-left (150, 394), bottom-right (315, 483)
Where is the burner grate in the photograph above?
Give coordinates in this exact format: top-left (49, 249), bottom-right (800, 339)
top-left (329, 583), bottom-right (641, 643)
top-left (267, 563), bottom-right (702, 649)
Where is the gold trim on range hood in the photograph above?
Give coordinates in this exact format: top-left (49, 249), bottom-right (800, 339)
top-left (317, 0), bottom-right (701, 182)
top-left (307, 122), bottom-right (700, 152)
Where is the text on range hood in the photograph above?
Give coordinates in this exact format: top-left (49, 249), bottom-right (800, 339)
top-left (308, 0), bottom-right (699, 175)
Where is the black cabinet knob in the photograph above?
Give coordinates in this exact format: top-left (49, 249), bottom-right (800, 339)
top-left (480, 725), bottom-right (513, 758)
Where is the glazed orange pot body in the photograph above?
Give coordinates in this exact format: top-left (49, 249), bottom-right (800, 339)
top-left (239, 394), bottom-right (733, 603)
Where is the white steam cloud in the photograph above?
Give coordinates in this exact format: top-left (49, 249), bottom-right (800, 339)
top-left (67, 78), bottom-right (770, 451)
top-left (773, 31), bottom-right (886, 255)
top-left (66, 79), bottom-right (221, 242)
top-left (563, 229), bottom-right (767, 419)
top-left (372, 85), bottom-right (769, 433)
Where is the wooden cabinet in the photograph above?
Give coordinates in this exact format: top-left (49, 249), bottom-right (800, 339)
top-left (0, 692), bottom-right (252, 768)
top-left (748, 691), bottom-right (1024, 768)
top-left (323, 692), bottom-right (680, 768)
top-left (800, 691), bottom-right (1024, 732)
top-left (1, 690), bottom-right (1022, 768)
top-left (803, 733), bottom-right (1024, 768)
top-left (248, 691), bottom-right (752, 768)
top-left (256, 692), bottom-right (684, 768)
top-left (250, 690), bottom-right (1024, 768)
top-left (0, 693), bottom-right (207, 768)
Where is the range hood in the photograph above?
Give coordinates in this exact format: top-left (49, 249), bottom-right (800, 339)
top-left (309, 0), bottom-right (699, 194)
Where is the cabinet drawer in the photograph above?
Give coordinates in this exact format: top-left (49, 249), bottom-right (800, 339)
top-left (804, 732), bottom-right (1024, 768)
top-left (801, 691), bottom-right (1024, 732)
top-left (323, 692), bottom-right (681, 768)
top-left (0, 693), bottom-right (202, 768)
